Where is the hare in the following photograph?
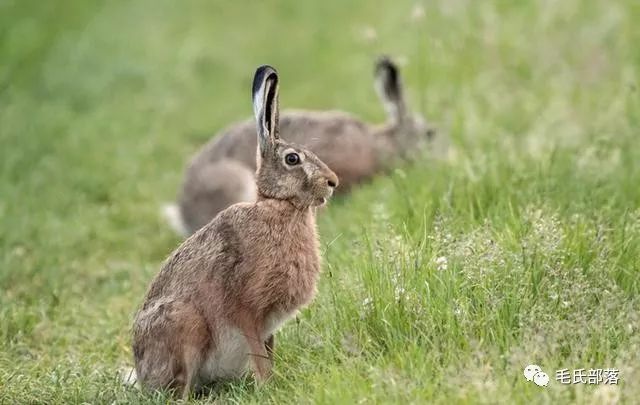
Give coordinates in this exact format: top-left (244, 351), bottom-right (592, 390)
top-left (132, 65), bottom-right (338, 398)
top-left (165, 56), bottom-right (437, 237)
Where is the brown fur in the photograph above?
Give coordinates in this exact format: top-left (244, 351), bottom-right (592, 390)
top-left (171, 56), bottom-right (439, 236)
top-left (133, 66), bottom-right (338, 398)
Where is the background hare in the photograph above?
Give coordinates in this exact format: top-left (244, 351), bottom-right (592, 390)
top-left (166, 56), bottom-right (439, 236)
top-left (132, 65), bottom-right (338, 398)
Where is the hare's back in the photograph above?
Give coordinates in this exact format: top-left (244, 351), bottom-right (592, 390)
top-left (150, 207), bottom-right (250, 298)
top-left (195, 119), bottom-right (258, 169)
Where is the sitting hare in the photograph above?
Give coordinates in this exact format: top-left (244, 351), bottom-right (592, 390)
top-left (132, 65), bottom-right (338, 398)
top-left (165, 56), bottom-right (437, 236)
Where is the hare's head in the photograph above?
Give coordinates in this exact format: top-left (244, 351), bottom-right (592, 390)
top-left (252, 66), bottom-right (339, 209)
top-left (374, 56), bottom-right (436, 159)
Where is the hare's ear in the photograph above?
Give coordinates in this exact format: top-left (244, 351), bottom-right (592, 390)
top-left (374, 56), bottom-right (406, 125)
top-left (252, 65), bottom-right (280, 157)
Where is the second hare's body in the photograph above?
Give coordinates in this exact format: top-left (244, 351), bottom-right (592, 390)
top-left (168, 57), bottom-right (438, 236)
top-left (133, 66), bottom-right (338, 398)
top-left (189, 110), bottom-right (381, 192)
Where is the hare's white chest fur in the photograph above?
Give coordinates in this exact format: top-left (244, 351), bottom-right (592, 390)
top-left (199, 310), bottom-right (296, 383)
top-left (263, 309), bottom-right (297, 338)
top-left (199, 327), bottom-right (249, 381)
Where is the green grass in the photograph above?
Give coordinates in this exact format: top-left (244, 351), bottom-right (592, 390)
top-left (1, 0), bottom-right (639, 403)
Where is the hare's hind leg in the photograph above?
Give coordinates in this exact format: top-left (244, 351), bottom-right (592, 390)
top-left (133, 302), bottom-right (210, 397)
top-left (178, 344), bottom-right (204, 400)
top-left (179, 159), bottom-right (256, 235)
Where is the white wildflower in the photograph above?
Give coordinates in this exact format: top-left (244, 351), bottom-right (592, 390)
top-left (360, 296), bottom-right (374, 320)
top-left (411, 3), bottom-right (426, 21)
top-left (360, 26), bottom-right (377, 43)
top-left (435, 256), bottom-right (448, 271)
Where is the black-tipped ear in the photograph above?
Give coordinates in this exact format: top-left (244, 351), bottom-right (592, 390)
top-left (374, 55), bottom-right (406, 125)
top-left (252, 65), bottom-right (280, 156)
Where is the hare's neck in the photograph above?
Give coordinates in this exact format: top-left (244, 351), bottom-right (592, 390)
top-left (256, 197), bottom-right (316, 223)
top-left (251, 199), bottom-right (320, 311)
top-left (256, 194), bottom-right (296, 209)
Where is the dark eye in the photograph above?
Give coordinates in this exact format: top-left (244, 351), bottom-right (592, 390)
top-left (285, 152), bottom-right (300, 165)
top-left (426, 129), bottom-right (436, 139)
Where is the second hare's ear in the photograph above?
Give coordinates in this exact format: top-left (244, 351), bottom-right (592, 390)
top-left (374, 56), bottom-right (406, 125)
top-left (252, 65), bottom-right (280, 157)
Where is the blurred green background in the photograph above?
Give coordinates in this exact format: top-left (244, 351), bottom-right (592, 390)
top-left (1, 0), bottom-right (639, 403)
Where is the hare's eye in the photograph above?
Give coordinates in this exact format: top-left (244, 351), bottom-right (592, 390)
top-left (426, 128), bottom-right (436, 139)
top-left (285, 153), bottom-right (300, 166)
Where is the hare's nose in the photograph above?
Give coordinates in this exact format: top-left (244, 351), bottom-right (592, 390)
top-left (327, 172), bottom-right (339, 188)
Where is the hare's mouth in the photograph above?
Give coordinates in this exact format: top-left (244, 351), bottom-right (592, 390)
top-left (313, 186), bottom-right (334, 206)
